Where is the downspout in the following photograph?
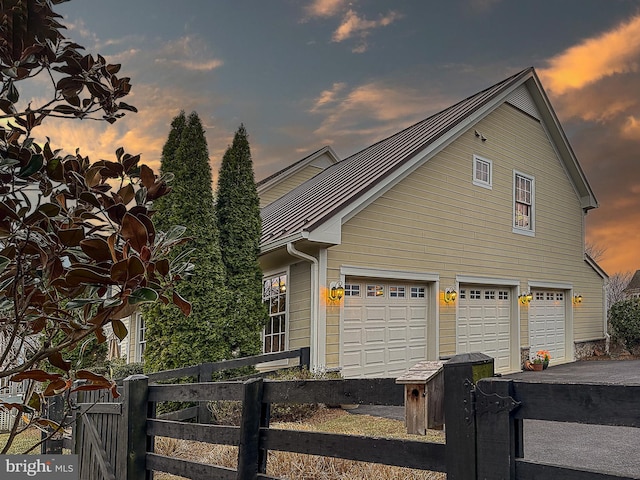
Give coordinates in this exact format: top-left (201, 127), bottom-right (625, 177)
top-left (287, 243), bottom-right (319, 371)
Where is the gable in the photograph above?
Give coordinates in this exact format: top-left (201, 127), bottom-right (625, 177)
top-left (260, 68), bottom-right (598, 254)
top-left (258, 146), bottom-right (339, 207)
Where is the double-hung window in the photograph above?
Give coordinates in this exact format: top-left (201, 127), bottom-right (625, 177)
top-left (514, 171), bottom-right (534, 235)
top-left (263, 273), bottom-right (287, 353)
top-left (473, 155), bottom-right (492, 189)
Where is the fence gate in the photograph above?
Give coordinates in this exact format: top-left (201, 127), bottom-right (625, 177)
top-left (72, 388), bottom-right (123, 480)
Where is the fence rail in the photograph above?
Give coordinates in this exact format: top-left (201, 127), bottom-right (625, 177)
top-left (49, 350), bottom-right (640, 480)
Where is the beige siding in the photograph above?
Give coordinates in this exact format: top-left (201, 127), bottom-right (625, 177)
top-left (288, 261), bottom-right (311, 350)
top-left (259, 165), bottom-right (324, 207)
top-left (325, 103), bottom-right (604, 365)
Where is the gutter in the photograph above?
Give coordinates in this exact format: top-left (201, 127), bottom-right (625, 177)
top-left (286, 243), bottom-right (319, 371)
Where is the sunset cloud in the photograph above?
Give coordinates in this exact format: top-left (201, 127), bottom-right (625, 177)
top-left (332, 9), bottom-right (402, 52)
top-left (310, 81), bottom-right (451, 143)
top-left (539, 14), bottom-right (640, 95)
top-left (304, 0), bottom-right (349, 19)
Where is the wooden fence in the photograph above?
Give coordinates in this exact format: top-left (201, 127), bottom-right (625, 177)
top-left (46, 351), bottom-right (640, 480)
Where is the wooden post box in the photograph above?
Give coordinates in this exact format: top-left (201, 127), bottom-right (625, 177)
top-left (396, 360), bottom-right (446, 434)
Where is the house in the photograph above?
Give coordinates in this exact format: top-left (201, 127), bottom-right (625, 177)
top-left (623, 270), bottom-right (640, 299)
top-left (258, 67), bottom-right (608, 377)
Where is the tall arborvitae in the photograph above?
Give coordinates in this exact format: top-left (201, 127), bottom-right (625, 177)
top-left (144, 112), bottom-right (229, 371)
top-left (216, 125), bottom-right (267, 360)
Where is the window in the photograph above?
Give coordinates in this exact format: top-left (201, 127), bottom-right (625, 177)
top-left (484, 290), bottom-right (496, 300)
top-left (498, 291), bottom-right (509, 300)
top-left (367, 285), bottom-right (385, 297)
top-left (344, 284), bottom-right (361, 297)
top-left (389, 286), bottom-right (406, 298)
top-left (263, 273), bottom-right (287, 353)
top-left (411, 286), bottom-right (426, 298)
top-left (473, 155), bottom-right (492, 189)
top-left (514, 172), bottom-right (534, 234)
top-left (136, 313), bottom-right (146, 362)
top-left (470, 290), bottom-right (481, 300)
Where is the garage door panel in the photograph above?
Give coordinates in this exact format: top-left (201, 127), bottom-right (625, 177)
top-left (342, 279), bottom-right (429, 378)
top-left (529, 290), bottom-right (566, 364)
top-left (458, 286), bottom-right (512, 373)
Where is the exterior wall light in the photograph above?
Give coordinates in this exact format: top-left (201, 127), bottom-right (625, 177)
top-left (573, 294), bottom-right (583, 304)
top-left (329, 281), bottom-right (345, 301)
top-left (519, 292), bottom-right (532, 305)
top-left (444, 287), bottom-right (457, 304)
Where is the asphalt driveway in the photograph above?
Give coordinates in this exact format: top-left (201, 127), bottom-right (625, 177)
top-left (506, 359), bottom-right (640, 478)
top-left (351, 360), bottom-right (640, 478)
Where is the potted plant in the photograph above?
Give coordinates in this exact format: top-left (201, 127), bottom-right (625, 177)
top-left (533, 350), bottom-right (551, 370)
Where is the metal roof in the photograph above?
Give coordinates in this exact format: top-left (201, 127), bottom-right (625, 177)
top-left (260, 67), bottom-right (596, 250)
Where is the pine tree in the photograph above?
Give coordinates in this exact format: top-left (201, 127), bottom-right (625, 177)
top-left (216, 125), bottom-right (267, 359)
top-left (144, 112), bottom-right (229, 371)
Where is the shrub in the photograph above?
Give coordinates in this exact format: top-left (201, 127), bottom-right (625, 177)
top-left (609, 299), bottom-right (640, 351)
top-left (208, 367), bottom-right (343, 425)
top-left (108, 358), bottom-right (145, 380)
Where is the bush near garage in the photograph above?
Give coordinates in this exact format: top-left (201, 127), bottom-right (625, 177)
top-left (609, 299), bottom-right (640, 352)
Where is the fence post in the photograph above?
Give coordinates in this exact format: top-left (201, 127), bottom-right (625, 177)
top-left (475, 377), bottom-right (520, 480)
top-left (41, 394), bottom-right (64, 454)
top-left (443, 353), bottom-right (494, 480)
top-left (299, 347), bottom-right (311, 370)
top-left (237, 378), bottom-right (264, 480)
top-left (197, 363), bottom-right (214, 424)
top-left (119, 374), bottom-right (149, 480)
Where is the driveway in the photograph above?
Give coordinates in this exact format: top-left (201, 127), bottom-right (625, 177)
top-left (351, 360), bottom-right (640, 478)
top-left (508, 359), bottom-right (640, 479)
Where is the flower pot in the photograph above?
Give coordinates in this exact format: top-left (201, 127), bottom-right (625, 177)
top-left (532, 362), bottom-right (544, 371)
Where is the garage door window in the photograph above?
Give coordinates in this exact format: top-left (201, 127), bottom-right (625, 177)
top-left (411, 286), bottom-right (425, 298)
top-left (367, 285), bottom-right (384, 297)
top-left (263, 273), bottom-right (287, 353)
top-left (390, 286), bottom-right (406, 298)
top-left (344, 284), bottom-right (361, 297)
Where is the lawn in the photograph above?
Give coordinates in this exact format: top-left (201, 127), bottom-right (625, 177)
top-left (154, 406), bottom-right (446, 480)
top-left (0, 427), bottom-right (43, 454)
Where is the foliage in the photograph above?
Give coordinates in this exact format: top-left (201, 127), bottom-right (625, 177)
top-left (0, 0), bottom-right (190, 453)
top-left (107, 357), bottom-right (143, 380)
top-left (215, 124), bottom-right (266, 368)
top-left (208, 367), bottom-right (342, 425)
top-left (143, 111), bottom-right (228, 372)
top-left (609, 299), bottom-right (640, 351)
top-left (607, 271), bottom-right (633, 308)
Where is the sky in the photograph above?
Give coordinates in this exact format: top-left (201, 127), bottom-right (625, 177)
top-left (28, 0), bottom-right (640, 275)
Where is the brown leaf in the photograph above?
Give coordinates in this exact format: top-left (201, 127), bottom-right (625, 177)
top-left (139, 164), bottom-right (156, 189)
top-left (173, 291), bottom-right (192, 316)
top-left (121, 213), bottom-right (148, 253)
top-left (111, 318), bottom-right (128, 340)
top-left (117, 184), bottom-right (135, 205)
top-left (58, 227), bottom-right (85, 247)
top-left (48, 351), bottom-right (71, 372)
top-left (80, 237), bottom-right (112, 263)
top-left (12, 370), bottom-right (62, 383)
top-left (65, 266), bottom-right (113, 287)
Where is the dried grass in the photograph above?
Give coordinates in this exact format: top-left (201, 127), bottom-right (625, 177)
top-left (154, 407), bottom-right (446, 480)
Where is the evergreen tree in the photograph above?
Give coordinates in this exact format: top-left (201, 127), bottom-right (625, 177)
top-left (216, 125), bottom-right (267, 359)
top-left (144, 112), bottom-right (229, 371)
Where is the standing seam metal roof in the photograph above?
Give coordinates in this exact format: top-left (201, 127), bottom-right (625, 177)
top-left (260, 68), bottom-right (533, 245)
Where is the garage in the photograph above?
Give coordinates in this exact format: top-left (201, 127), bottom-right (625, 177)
top-left (529, 290), bottom-right (567, 364)
top-left (341, 279), bottom-right (429, 378)
top-left (457, 286), bottom-right (512, 372)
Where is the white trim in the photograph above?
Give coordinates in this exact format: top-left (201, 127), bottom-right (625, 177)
top-left (473, 154), bottom-right (493, 189)
top-left (528, 280), bottom-right (573, 290)
top-left (317, 248), bottom-right (328, 370)
top-left (340, 265), bottom-right (440, 282)
top-left (513, 170), bottom-right (535, 236)
top-left (456, 275), bottom-right (520, 286)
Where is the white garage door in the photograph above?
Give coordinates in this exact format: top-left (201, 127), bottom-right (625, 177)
top-left (529, 290), bottom-right (566, 364)
top-left (341, 280), bottom-right (428, 378)
top-left (457, 286), bottom-right (512, 372)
